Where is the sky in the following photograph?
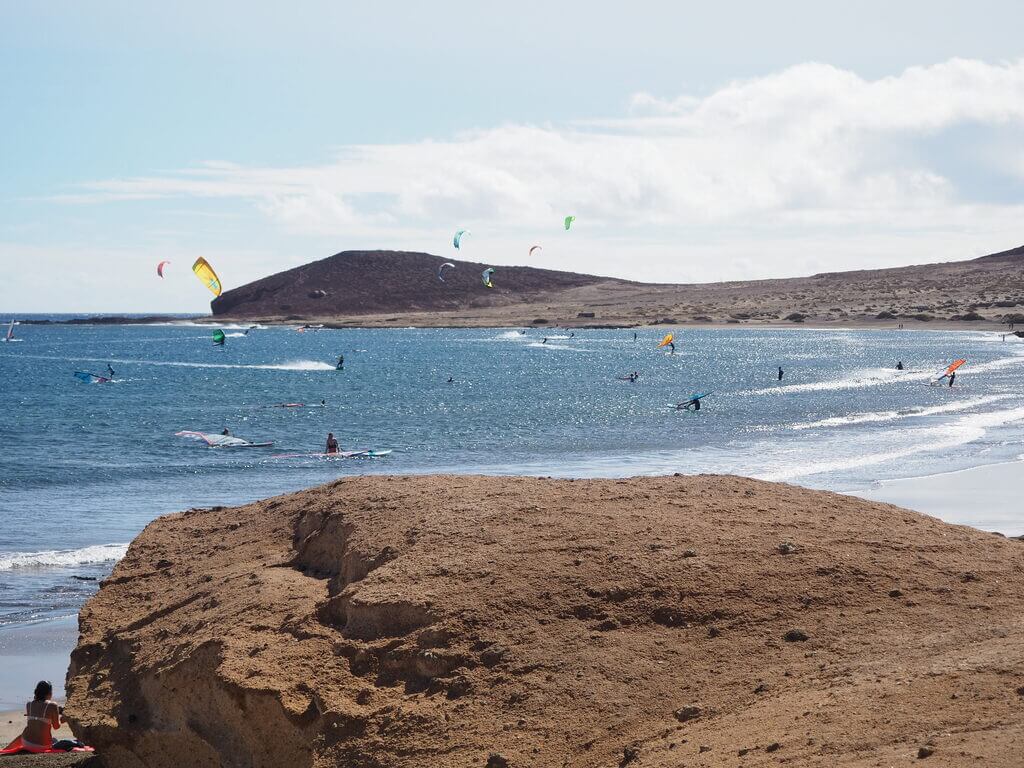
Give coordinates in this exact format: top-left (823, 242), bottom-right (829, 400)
top-left (3, 0), bottom-right (1024, 312)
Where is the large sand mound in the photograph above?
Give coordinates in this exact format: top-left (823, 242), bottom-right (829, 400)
top-left (66, 475), bottom-right (1024, 767)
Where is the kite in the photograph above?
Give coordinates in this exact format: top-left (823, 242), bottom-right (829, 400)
top-left (482, 268), bottom-right (495, 288)
top-left (192, 257), bottom-right (223, 297)
top-left (453, 230), bottom-right (470, 249)
top-left (529, 245), bottom-right (542, 256)
top-left (157, 260), bottom-right (171, 278)
top-left (564, 216), bottom-right (576, 230)
top-left (438, 262), bottom-right (455, 281)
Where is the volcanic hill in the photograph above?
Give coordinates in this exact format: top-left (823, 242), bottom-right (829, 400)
top-left (208, 245), bottom-right (1024, 328)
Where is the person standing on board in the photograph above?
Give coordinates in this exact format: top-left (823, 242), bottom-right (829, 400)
top-left (778, 366), bottom-right (784, 381)
top-left (325, 433), bottom-right (339, 454)
top-left (948, 371), bottom-right (956, 388)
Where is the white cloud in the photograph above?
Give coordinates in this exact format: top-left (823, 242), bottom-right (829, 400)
top-left (51, 58), bottom-right (1024, 282)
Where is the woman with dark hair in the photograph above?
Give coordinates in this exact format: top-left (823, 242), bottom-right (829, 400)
top-left (5, 681), bottom-right (63, 751)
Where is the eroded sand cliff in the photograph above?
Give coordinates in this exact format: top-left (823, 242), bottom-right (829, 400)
top-left (66, 475), bottom-right (1024, 767)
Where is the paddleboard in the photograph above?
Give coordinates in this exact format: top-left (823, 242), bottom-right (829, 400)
top-left (271, 449), bottom-right (392, 459)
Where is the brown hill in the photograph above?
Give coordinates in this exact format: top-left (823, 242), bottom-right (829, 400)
top-left (211, 250), bottom-right (628, 318)
top-left (66, 474), bottom-right (1024, 767)
top-left (210, 246), bottom-right (1024, 329)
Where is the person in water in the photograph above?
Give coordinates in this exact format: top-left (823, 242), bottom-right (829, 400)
top-left (4, 681), bottom-right (64, 752)
top-left (447, 376), bottom-right (454, 383)
top-left (542, 338), bottom-right (548, 344)
top-left (221, 427), bottom-right (230, 436)
top-left (633, 332), bottom-right (638, 341)
top-left (948, 371), bottom-right (956, 387)
top-left (106, 364), bottom-right (115, 379)
top-left (677, 397), bottom-right (701, 411)
top-left (325, 432), bottom-right (339, 454)
top-left (778, 366), bottom-right (784, 381)
top-left (668, 342), bottom-right (675, 354)
top-left (336, 355), bottom-right (344, 371)
top-left (896, 361), bottom-right (904, 370)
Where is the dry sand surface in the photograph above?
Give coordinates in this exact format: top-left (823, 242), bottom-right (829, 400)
top-left (64, 475), bottom-right (1024, 767)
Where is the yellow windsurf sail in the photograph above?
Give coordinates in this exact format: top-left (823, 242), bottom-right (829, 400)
top-left (657, 333), bottom-right (674, 348)
top-left (192, 257), bottom-right (222, 297)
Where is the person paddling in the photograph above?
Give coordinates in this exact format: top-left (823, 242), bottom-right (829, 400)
top-left (326, 432), bottom-right (339, 454)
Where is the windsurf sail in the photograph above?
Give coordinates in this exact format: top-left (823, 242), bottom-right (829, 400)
top-left (175, 430), bottom-right (272, 448)
top-left (212, 329), bottom-right (226, 345)
top-left (657, 333), bottom-right (674, 348)
top-left (4, 320), bottom-right (16, 342)
top-left (192, 257), bottom-right (222, 297)
top-left (932, 359), bottom-right (966, 383)
top-left (73, 371), bottom-right (110, 384)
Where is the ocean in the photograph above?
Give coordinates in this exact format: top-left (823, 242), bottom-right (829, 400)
top-left (2, 322), bottom-right (1023, 638)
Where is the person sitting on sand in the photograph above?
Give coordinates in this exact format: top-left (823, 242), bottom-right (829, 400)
top-left (6, 681), bottom-right (63, 752)
top-left (326, 432), bottom-right (339, 454)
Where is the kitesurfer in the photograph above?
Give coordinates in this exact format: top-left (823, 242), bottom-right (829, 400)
top-left (325, 433), bottom-right (339, 454)
top-left (778, 366), bottom-right (784, 381)
top-left (896, 361), bottom-right (904, 370)
top-left (948, 372), bottom-right (956, 387)
top-left (336, 355), bottom-right (344, 371)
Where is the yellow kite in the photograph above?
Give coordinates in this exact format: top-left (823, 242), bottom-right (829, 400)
top-left (192, 257), bottom-right (222, 297)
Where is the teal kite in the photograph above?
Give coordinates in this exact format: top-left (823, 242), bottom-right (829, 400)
top-left (453, 230), bottom-right (470, 249)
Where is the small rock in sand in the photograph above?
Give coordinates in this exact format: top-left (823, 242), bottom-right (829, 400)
top-left (486, 753), bottom-right (509, 768)
top-left (673, 705), bottom-right (702, 722)
top-left (917, 745), bottom-right (935, 758)
top-left (620, 745), bottom-right (639, 766)
top-left (778, 541), bottom-right (797, 555)
top-left (784, 628), bottom-right (809, 642)
top-left (682, 549), bottom-right (697, 558)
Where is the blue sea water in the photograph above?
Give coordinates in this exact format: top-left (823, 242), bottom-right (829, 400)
top-left (1, 321), bottom-right (1024, 635)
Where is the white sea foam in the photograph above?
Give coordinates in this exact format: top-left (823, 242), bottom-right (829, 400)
top-left (19, 354), bottom-right (336, 371)
top-left (792, 395), bottom-right (1016, 430)
top-left (0, 543), bottom-right (128, 571)
top-left (761, 405), bottom-right (1024, 482)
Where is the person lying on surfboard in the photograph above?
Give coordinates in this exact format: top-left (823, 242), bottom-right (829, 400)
top-left (326, 433), bottom-right (339, 454)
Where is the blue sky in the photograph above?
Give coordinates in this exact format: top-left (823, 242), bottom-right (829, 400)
top-left (3, 1), bottom-right (1024, 311)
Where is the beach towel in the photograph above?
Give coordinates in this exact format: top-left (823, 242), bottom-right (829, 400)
top-left (0, 735), bottom-right (94, 755)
